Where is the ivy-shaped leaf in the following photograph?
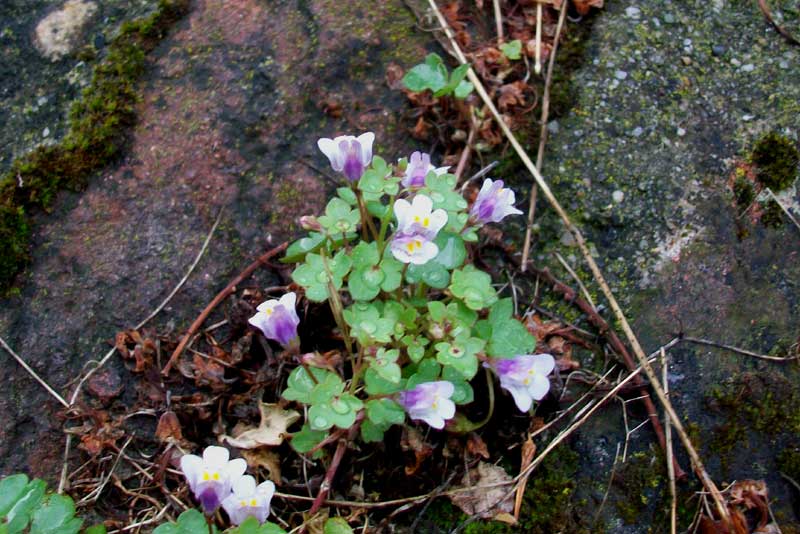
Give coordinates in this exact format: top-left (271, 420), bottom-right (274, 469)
top-left (405, 358), bottom-right (442, 390)
top-left (282, 367), bottom-right (341, 404)
top-left (323, 517), bottom-right (355, 534)
top-left (152, 509), bottom-right (208, 534)
top-left (442, 366), bottom-right (475, 405)
top-left (227, 516), bottom-right (288, 534)
top-left (434, 335), bottom-right (484, 379)
top-left (282, 232), bottom-right (326, 263)
top-left (365, 398), bottom-right (406, 427)
top-left (317, 198), bottom-right (361, 235)
top-left (290, 424), bottom-right (328, 455)
top-left (367, 348), bottom-right (401, 383)
top-left (291, 251), bottom-right (352, 302)
top-left (499, 39), bottom-right (522, 60)
top-left (402, 53), bottom-right (448, 93)
top-left (343, 303), bottom-right (394, 345)
top-left (29, 494), bottom-right (82, 534)
top-left (364, 367), bottom-right (405, 395)
top-left (308, 394), bottom-right (363, 431)
top-left (486, 299), bottom-right (536, 358)
top-left (449, 265), bottom-right (497, 311)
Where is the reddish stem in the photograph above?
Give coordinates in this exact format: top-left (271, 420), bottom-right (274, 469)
top-left (309, 423), bottom-right (359, 515)
top-left (161, 241), bottom-right (288, 375)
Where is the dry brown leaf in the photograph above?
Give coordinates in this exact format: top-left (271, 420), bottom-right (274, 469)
top-left (401, 427), bottom-right (433, 475)
top-left (220, 402), bottom-right (300, 449)
top-left (467, 433), bottom-right (490, 459)
top-left (241, 448), bottom-right (282, 483)
top-left (514, 436), bottom-right (537, 519)
top-left (450, 462), bottom-right (515, 522)
top-left (155, 411), bottom-right (183, 443)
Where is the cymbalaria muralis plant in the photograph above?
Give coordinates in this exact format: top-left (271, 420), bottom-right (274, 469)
top-left (269, 132), bottom-right (555, 507)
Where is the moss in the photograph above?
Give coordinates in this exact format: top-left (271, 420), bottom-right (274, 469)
top-left (733, 176), bottom-right (755, 209)
top-left (613, 450), bottom-right (665, 524)
top-left (0, 0), bottom-right (190, 295)
top-left (751, 132), bottom-right (799, 191)
top-left (761, 199), bottom-right (785, 228)
top-left (777, 447), bottom-right (800, 482)
top-left (419, 446), bottom-right (587, 534)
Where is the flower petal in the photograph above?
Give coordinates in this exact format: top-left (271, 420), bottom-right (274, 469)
top-left (180, 454), bottom-right (203, 488)
top-left (317, 138), bottom-right (343, 171)
top-left (411, 193), bottom-right (433, 214)
top-left (505, 383), bottom-right (533, 412)
top-left (394, 198), bottom-right (412, 229)
top-left (203, 445), bottom-right (230, 466)
top-left (531, 353), bottom-right (555, 375)
top-left (232, 475), bottom-right (257, 497)
top-left (226, 457), bottom-right (248, 481)
top-left (356, 132), bottom-right (375, 164)
top-left (528, 373), bottom-right (551, 401)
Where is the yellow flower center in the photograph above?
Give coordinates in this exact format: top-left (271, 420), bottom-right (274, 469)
top-left (202, 471), bottom-right (220, 482)
top-left (250, 499), bottom-right (258, 507)
top-left (405, 240), bottom-right (422, 252)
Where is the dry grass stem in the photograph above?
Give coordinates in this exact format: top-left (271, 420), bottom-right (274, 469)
top-left (663, 348), bottom-right (677, 534)
top-left (766, 187), bottom-right (800, 233)
top-left (554, 251), bottom-right (597, 311)
top-left (520, 0), bottom-right (568, 271)
top-left (423, 0), bottom-right (729, 522)
top-left (0, 334), bottom-right (69, 408)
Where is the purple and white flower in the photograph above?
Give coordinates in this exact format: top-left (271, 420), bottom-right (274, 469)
top-left (180, 446), bottom-right (247, 514)
top-left (390, 233), bottom-right (439, 265)
top-left (393, 194), bottom-right (447, 239)
top-left (317, 132), bottom-right (375, 181)
top-left (492, 353), bottom-right (555, 412)
top-left (469, 178), bottom-right (523, 224)
top-left (249, 292), bottom-right (300, 348)
top-left (398, 381), bottom-right (456, 429)
top-left (221, 475), bottom-right (276, 526)
top-left (401, 151), bottom-right (449, 188)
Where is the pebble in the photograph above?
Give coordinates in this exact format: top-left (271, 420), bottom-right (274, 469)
top-left (779, 60), bottom-right (789, 69)
top-left (663, 13), bottom-right (675, 23)
top-left (37, 96), bottom-right (48, 106)
top-left (630, 126), bottom-right (644, 137)
top-left (740, 63), bottom-right (755, 72)
top-left (677, 127), bottom-right (687, 137)
top-left (712, 44), bottom-right (726, 57)
top-left (612, 190), bottom-right (625, 203)
top-left (547, 120), bottom-right (560, 135)
top-left (681, 56), bottom-right (692, 66)
top-left (652, 54), bottom-right (665, 65)
top-left (42, 127), bottom-right (50, 137)
top-left (730, 58), bottom-right (741, 67)
top-left (625, 6), bottom-right (641, 19)
top-left (614, 70), bottom-right (628, 80)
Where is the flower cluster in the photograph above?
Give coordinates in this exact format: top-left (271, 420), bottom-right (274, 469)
top-left (180, 446), bottom-right (275, 526)
top-left (277, 132), bottom-right (554, 445)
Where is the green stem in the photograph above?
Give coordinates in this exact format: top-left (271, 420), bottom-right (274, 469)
top-left (320, 247), bottom-right (354, 361)
top-left (452, 367), bottom-right (496, 433)
top-left (377, 194), bottom-right (396, 254)
top-left (355, 188), bottom-right (379, 241)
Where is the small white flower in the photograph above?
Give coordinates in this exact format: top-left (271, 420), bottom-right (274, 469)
top-left (393, 194), bottom-right (447, 239)
top-left (469, 178), bottom-right (523, 224)
top-left (401, 151), bottom-right (449, 188)
top-left (493, 354), bottom-right (555, 412)
top-left (398, 381), bottom-right (456, 429)
top-left (222, 475), bottom-right (276, 526)
top-left (180, 446), bottom-right (247, 514)
top-left (390, 233), bottom-right (439, 264)
top-left (317, 132), bottom-right (375, 181)
top-left (248, 292), bottom-right (301, 347)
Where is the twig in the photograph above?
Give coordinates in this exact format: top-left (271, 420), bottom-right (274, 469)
top-left (454, 124), bottom-right (477, 181)
top-left (525, 265), bottom-right (686, 479)
top-left (107, 504), bottom-right (170, 534)
top-left (520, 0), bottom-right (568, 271)
top-left (162, 241), bottom-right (288, 375)
top-left (0, 334), bottom-right (69, 408)
top-left (309, 424), bottom-right (359, 514)
top-left (534, 2), bottom-right (543, 75)
top-left (682, 336), bottom-right (800, 362)
top-left (780, 471), bottom-right (800, 493)
top-left (493, 0), bottom-right (504, 45)
top-left (758, 0), bottom-right (800, 46)
top-left (663, 348), bottom-right (677, 534)
top-left (592, 442), bottom-right (621, 526)
top-left (765, 187), bottom-right (800, 234)
top-left (554, 251), bottom-right (597, 311)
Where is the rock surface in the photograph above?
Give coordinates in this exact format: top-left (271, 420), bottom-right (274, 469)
top-left (34, 0), bottom-right (98, 61)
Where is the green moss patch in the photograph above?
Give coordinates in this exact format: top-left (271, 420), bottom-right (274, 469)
top-left (0, 0), bottom-right (189, 294)
top-left (751, 132), bottom-right (799, 191)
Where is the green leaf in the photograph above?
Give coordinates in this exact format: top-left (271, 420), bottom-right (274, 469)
top-left (291, 424), bottom-right (328, 454)
top-left (283, 367), bottom-right (340, 403)
top-left (405, 358), bottom-right (442, 390)
top-left (360, 419), bottom-right (386, 443)
top-left (0, 474), bottom-right (29, 517)
top-left (350, 241), bottom-right (380, 268)
top-left (153, 510), bottom-right (208, 534)
top-left (364, 367), bottom-right (405, 395)
top-left (29, 494), bottom-right (82, 534)
top-left (291, 251), bottom-right (352, 303)
top-left (434, 335), bottom-right (484, 379)
top-left (378, 256), bottom-right (403, 292)
top-left (4, 478), bottom-right (46, 534)
top-left (84, 525), bottom-right (107, 534)
top-left (402, 54), bottom-right (447, 93)
top-left (449, 265), bottom-right (497, 310)
top-left (308, 371), bottom-right (346, 405)
top-left (454, 80), bottom-right (474, 99)
top-left (365, 398), bottom-right (406, 427)
top-left (442, 366), bottom-right (474, 405)
top-left (435, 63), bottom-right (469, 97)
top-left (228, 517), bottom-right (288, 534)
top-left (486, 299), bottom-right (536, 358)
top-left (344, 303), bottom-right (394, 345)
top-left (405, 260), bottom-right (450, 289)
top-left (336, 187), bottom-right (358, 205)
top-left (318, 197), bottom-right (361, 235)
top-left (348, 268), bottom-right (381, 301)
top-left (369, 348), bottom-right (402, 383)
top-left (499, 39), bottom-right (522, 60)
top-left (308, 394), bottom-right (363, 431)
top-left (427, 301), bottom-right (447, 322)
top-left (324, 518), bottom-right (354, 534)
top-left (432, 232), bottom-right (466, 270)
top-left (282, 232), bottom-right (326, 263)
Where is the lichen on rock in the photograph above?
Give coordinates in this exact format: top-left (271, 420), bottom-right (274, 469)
top-left (34, 0), bottom-right (98, 61)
